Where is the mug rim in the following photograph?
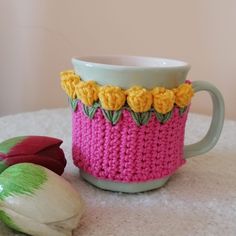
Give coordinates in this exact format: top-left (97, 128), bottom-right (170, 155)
top-left (72, 55), bottom-right (191, 70)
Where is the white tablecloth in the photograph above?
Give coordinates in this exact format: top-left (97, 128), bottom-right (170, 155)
top-left (0, 108), bottom-right (235, 236)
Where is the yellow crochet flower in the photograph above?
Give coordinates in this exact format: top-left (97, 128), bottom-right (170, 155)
top-left (60, 70), bottom-right (75, 80)
top-left (75, 81), bottom-right (99, 106)
top-left (60, 70), bottom-right (80, 99)
top-left (126, 86), bottom-right (152, 112)
top-left (173, 83), bottom-right (194, 108)
top-left (98, 86), bottom-right (126, 111)
top-left (152, 87), bottom-right (175, 114)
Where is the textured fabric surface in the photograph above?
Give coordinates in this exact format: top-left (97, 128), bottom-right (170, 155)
top-left (0, 108), bottom-right (235, 236)
top-left (73, 103), bottom-right (187, 182)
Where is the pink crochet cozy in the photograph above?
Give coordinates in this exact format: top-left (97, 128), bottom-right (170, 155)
top-left (72, 102), bottom-right (188, 183)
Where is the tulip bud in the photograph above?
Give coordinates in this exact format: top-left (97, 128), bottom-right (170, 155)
top-left (0, 136), bottom-right (67, 175)
top-left (98, 86), bottom-right (126, 111)
top-left (0, 163), bottom-right (84, 236)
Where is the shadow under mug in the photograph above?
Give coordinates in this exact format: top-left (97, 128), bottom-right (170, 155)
top-left (71, 55), bottom-right (225, 193)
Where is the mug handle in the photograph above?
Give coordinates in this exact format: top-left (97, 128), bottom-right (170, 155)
top-left (184, 81), bottom-right (225, 159)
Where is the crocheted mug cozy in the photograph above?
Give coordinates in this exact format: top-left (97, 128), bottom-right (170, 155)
top-left (61, 71), bottom-right (194, 184)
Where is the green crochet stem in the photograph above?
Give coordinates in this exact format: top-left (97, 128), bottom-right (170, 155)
top-left (71, 98), bottom-right (189, 126)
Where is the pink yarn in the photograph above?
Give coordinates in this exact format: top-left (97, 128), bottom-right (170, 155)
top-left (72, 102), bottom-right (188, 183)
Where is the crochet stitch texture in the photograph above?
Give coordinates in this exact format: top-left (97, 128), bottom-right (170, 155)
top-left (72, 102), bottom-right (188, 183)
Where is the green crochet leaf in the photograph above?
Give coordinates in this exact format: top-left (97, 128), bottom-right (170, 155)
top-left (112, 110), bottom-right (122, 125)
top-left (102, 110), bottom-right (113, 123)
top-left (155, 111), bottom-right (163, 123)
top-left (102, 110), bottom-right (122, 125)
top-left (82, 104), bottom-right (89, 117)
top-left (82, 103), bottom-right (99, 119)
top-left (155, 110), bottom-right (173, 124)
top-left (179, 106), bottom-right (188, 117)
top-left (130, 111), bottom-right (152, 126)
top-left (130, 111), bottom-right (142, 126)
top-left (140, 112), bottom-right (152, 125)
top-left (69, 98), bottom-right (78, 112)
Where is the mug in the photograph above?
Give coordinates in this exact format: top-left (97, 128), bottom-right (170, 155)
top-left (62, 55), bottom-right (224, 193)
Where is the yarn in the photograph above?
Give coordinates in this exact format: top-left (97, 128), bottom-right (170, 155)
top-left (60, 71), bottom-right (80, 99)
top-left (126, 86), bottom-right (152, 112)
top-left (72, 102), bottom-right (188, 183)
top-left (60, 70), bottom-right (194, 114)
top-left (173, 83), bottom-right (194, 108)
top-left (152, 87), bottom-right (175, 114)
top-left (75, 81), bottom-right (99, 106)
top-left (98, 86), bottom-right (126, 111)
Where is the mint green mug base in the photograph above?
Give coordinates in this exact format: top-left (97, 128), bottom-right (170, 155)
top-left (80, 170), bottom-right (170, 193)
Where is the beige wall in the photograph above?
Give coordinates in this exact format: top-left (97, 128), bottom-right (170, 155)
top-left (0, 0), bottom-right (236, 119)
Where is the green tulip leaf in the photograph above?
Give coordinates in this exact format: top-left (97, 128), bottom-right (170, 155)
top-left (130, 111), bottom-right (142, 126)
top-left (155, 112), bottom-right (164, 123)
top-left (69, 98), bottom-right (78, 112)
top-left (155, 110), bottom-right (173, 124)
top-left (102, 110), bottom-right (122, 125)
top-left (102, 110), bottom-right (113, 123)
top-left (82, 103), bottom-right (99, 119)
top-left (82, 104), bottom-right (89, 117)
top-left (179, 106), bottom-right (188, 117)
top-left (140, 112), bottom-right (152, 125)
top-left (130, 111), bottom-right (152, 126)
top-left (112, 110), bottom-right (122, 125)
top-left (88, 107), bottom-right (97, 119)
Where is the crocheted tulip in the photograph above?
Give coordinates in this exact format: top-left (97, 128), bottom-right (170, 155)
top-left (60, 70), bottom-right (80, 99)
top-left (0, 163), bottom-right (84, 236)
top-left (126, 86), bottom-right (152, 112)
top-left (60, 70), bottom-right (76, 80)
top-left (75, 81), bottom-right (99, 106)
top-left (152, 87), bottom-right (175, 114)
top-left (173, 83), bottom-right (194, 108)
top-left (98, 86), bottom-right (126, 111)
top-left (0, 136), bottom-right (66, 175)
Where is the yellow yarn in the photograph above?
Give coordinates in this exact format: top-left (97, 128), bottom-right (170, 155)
top-left (60, 70), bottom-right (75, 80)
top-left (75, 81), bottom-right (99, 106)
top-left (98, 86), bottom-right (126, 111)
top-left (60, 70), bottom-right (195, 113)
top-left (126, 86), bottom-right (152, 112)
top-left (152, 87), bottom-right (175, 114)
top-left (173, 83), bottom-right (194, 108)
top-left (60, 70), bottom-right (80, 99)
